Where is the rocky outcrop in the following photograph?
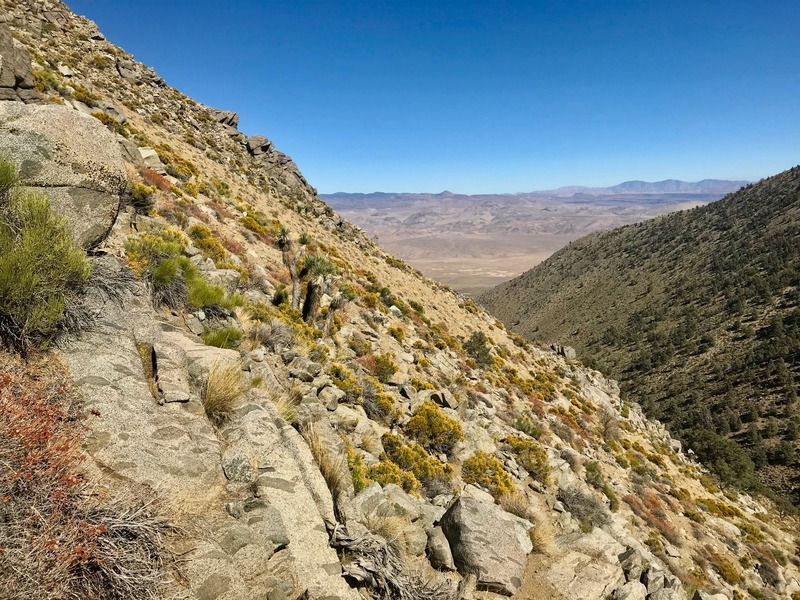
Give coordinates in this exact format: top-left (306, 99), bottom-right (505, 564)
top-left (0, 103), bottom-right (126, 248)
top-left (0, 21), bottom-right (40, 103)
top-left (58, 257), bottom-right (360, 600)
top-left (439, 486), bottom-right (533, 595)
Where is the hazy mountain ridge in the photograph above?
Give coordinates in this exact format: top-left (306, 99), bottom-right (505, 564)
top-left (323, 179), bottom-right (748, 201)
top-left (323, 183), bottom-right (745, 296)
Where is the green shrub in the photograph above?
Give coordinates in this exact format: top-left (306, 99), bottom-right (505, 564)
top-left (71, 84), bottom-right (99, 107)
top-left (91, 111), bottom-right (127, 137)
top-left (381, 433), bottom-right (453, 494)
top-left (407, 400), bottom-right (463, 455)
top-left (329, 364), bottom-right (363, 403)
top-left (462, 451), bottom-right (514, 498)
top-left (129, 181), bottom-right (156, 214)
top-left (464, 330), bottom-right (492, 367)
top-left (388, 325), bottom-right (405, 342)
top-left (584, 461), bottom-right (619, 510)
top-left (188, 224), bottom-right (226, 264)
top-left (514, 416), bottom-right (545, 439)
top-left (201, 327), bottom-right (243, 349)
top-left (347, 335), bottom-right (372, 357)
top-left (361, 377), bottom-right (401, 426)
top-left (365, 460), bottom-right (421, 495)
top-left (505, 436), bottom-right (551, 485)
top-left (360, 352), bottom-right (398, 384)
top-left (0, 160), bottom-right (89, 351)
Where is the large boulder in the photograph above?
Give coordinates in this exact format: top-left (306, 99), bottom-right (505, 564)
top-left (0, 103), bottom-right (126, 248)
top-left (439, 485), bottom-right (533, 596)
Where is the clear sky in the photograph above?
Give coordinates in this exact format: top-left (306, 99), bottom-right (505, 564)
top-left (66, 0), bottom-right (799, 194)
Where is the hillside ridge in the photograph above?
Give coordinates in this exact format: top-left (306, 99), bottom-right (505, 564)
top-left (481, 166), bottom-right (800, 504)
top-left (0, 2), bottom-right (798, 599)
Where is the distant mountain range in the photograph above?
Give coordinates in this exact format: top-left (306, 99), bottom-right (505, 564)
top-left (322, 179), bottom-right (749, 296)
top-left (321, 179), bottom-right (749, 201)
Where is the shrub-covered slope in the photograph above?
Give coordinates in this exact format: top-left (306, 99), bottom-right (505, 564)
top-left (2, 1), bottom-right (799, 599)
top-left (482, 167), bottom-right (800, 502)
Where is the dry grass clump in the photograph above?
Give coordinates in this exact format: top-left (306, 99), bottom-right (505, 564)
top-left (0, 352), bottom-right (173, 599)
top-left (497, 492), bottom-right (554, 554)
top-left (203, 358), bottom-right (246, 425)
top-left (303, 423), bottom-right (350, 502)
top-left (557, 485), bottom-right (610, 532)
top-left (269, 381), bottom-right (303, 423)
top-left (623, 490), bottom-right (681, 545)
top-left (364, 512), bottom-right (410, 559)
top-left (498, 491), bottom-right (534, 520)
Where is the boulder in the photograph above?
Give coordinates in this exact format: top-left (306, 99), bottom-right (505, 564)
top-left (138, 146), bottom-right (167, 174)
top-left (613, 581), bottom-right (647, 600)
top-left (0, 103), bottom-right (126, 248)
top-left (427, 526), bottom-right (456, 571)
top-left (543, 530), bottom-right (626, 599)
top-left (439, 485), bottom-right (532, 595)
top-left (246, 135), bottom-right (273, 155)
top-left (209, 108), bottom-right (239, 128)
top-left (649, 589), bottom-right (685, 600)
top-left (205, 268), bottom-right (241, 294)
top-left (618, 547), bottom-right (645, 582)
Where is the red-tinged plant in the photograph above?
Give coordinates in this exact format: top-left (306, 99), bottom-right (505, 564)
top-left (137, 166), bottom-right (171, 191)
top-left (0, 353), bottom-right (173, 599)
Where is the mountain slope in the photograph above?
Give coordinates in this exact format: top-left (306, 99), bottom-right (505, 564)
top-left (1, 1), bottom-right (799, 599)
top-left (481, 167), bottom-right (800, 501)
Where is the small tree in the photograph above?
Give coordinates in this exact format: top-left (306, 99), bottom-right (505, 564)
top-left (301, 254), bottom-right (335, 325)
top-left (277, 227), bottom-right (306, 309)
top-left (464, 330), bottom-right (492, 367)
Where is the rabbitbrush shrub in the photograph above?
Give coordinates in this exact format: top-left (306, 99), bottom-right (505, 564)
top-left (462, 450), bottom-right (514, 498)
top-left (406, 399), bottom-right (463, 456)
top-left (0, 159), bottom-right (90, 352)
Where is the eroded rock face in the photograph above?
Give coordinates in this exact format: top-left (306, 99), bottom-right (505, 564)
top-left (0, 22), bottom-right (39, 102)
top-left (439, 485), bottom-right (533, 596)
top-left (0, 103), bottom-right (126, 248)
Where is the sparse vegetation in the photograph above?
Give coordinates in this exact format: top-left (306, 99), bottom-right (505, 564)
top-left (0, 353), bottom-right (172, 599)
top-left (483, 167), bottom-right (800, 501)
top-left (504, 435), bottom-right (551, 485)
top-left (558, 485), bottom-right (609, 532)
top-left (381, 433), bottom-right (453, 495)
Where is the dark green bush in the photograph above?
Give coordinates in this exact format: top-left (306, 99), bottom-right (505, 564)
top-left (0, 159), bottom-right (89, 352)
top-left (464, 330), bottom-right (493, 367)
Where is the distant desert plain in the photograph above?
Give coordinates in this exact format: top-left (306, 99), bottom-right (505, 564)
top-left (323, 179), bottom-right (747, 296)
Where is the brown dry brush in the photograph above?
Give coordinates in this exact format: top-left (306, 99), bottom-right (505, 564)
top-left (0, 353), bottom-right (174, 600)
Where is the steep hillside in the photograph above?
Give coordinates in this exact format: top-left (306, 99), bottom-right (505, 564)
top-left (1, 2), bottom-right (799, 600)
top-left (482, 168), bottom-right (800, 502)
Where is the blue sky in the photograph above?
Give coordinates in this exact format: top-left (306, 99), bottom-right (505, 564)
top-left (67, 1), bottom-right (799, 193)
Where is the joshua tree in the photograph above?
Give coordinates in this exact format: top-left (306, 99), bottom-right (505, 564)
top-left (301, 254), bottom-right (336, 326)
top-left (277, 227), bottom-right (306, 309)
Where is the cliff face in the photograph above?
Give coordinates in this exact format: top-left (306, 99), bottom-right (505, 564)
top-left (0, 2), bottom-right (798, 600)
